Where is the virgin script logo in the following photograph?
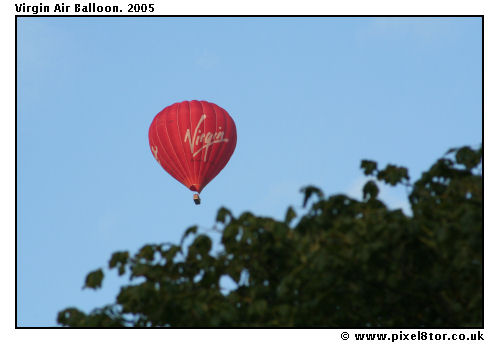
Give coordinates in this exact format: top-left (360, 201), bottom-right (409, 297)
top-left (184, 115), bottom-right (229, 162)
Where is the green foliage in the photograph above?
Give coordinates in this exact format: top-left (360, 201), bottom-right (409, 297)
top-left (362, 180), bottom-right (379, 200)
top-left (361, 159), bottom-right (410, 186)
top-left (284, 206), bottom-right (297, 225)
top-left (455, 145), bottom-right (482, 170)
top-left (108, 251), bottom-right (129, 276)
top-left (58, 144), bottom-right (483, 327)
top-left (377, 164), bottom-right (410, 186)
top-left (83, 269), bottom-right (104, 290)
top-left (300, 186), bottom-right (324, 207)
top-left (216, 207), bottom-right (232, 224)
top-left (360, 160), bottom-right (377, 175)
top-left (181, 225), bottom-right (198, 245)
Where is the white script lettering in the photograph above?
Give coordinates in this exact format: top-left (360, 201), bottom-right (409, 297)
top-left (151, 145), bottom-right (160, 163)
top-left (184, 115), bottom-right (229, 162)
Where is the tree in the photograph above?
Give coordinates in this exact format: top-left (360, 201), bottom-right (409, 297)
top-left (57, 145), bottom-right (483, 327)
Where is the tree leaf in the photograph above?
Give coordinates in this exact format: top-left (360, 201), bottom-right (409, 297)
top-left (377, 164), bottom-right (409, 186)
top-left (216, 207), bottom-right (232, 224)
top-left (456, 146), bottom-right (481, 170)
top-left (284, 206), bottom-right (297, 225)
top-left (181, 226), bottom-right (198, 245)
top-left (84, 268), bottom-right (104, 290)
top-left (137, 245), bottom-right (155, 261)
top-left (362, 180), bottom-right (379, 200)
top-left (361, 160), bottom-right (378, 176)
top-left (57, 308), bottom-right (86, 326)
top-left (300, 185), bottom-right (324, 207)
top-left (109, 251), bottom-right (129, 269)
top-left (191, 234), bottom-right (212, 255)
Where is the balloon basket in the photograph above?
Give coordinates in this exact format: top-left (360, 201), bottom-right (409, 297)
top-left (193, 193), bottom-right (201, 205)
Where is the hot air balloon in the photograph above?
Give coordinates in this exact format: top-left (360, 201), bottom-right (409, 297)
top-left (148, 100), bottom-right (237, 205)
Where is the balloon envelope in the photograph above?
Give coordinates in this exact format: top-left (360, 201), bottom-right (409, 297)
top-left (149, 100), bottom-right (237, 193)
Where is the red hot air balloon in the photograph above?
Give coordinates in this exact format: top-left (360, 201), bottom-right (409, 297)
top-left (148, 100), bottom-right (237, 204)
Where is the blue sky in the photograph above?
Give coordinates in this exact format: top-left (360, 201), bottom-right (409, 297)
top-left (17, 17), bottom-right (482, 326)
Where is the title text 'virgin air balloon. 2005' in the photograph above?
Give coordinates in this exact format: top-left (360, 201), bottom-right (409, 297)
top-left (148, 100), bottom-right (237, 205)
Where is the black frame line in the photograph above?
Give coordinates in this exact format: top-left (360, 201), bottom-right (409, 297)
top-left (15, 14), bottom-right (485, 330)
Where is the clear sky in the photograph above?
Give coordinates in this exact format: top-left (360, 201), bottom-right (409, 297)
top-left (17, 17), bottom-right (482, 326)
